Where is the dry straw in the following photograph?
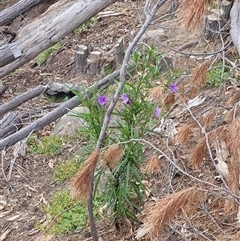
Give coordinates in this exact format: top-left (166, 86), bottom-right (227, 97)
top-left (190, 61), bottom-right (211, 87)
top-left (144, 155), bottom-right (161, 175)
top-left (70, 149), bottom-right (99, 200)
top-left (101, 144), bottom-right (123, 170)
top-left (178, 0), bottom-right (211, 33)
top-left (136, 187), bottom-right (202, 239)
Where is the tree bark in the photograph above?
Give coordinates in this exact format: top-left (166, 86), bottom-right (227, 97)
top-left (0, 112), bottom-right (23, 139)
top-left (230, 0), bottom-right (240, 55)
top-left (0, 0), bottom-right (46, 26)
top-left (0, 85), bottom-right (46, 116)
top-left (0, 0), bottom-right (117, 78)
top-left (0, 64), bottom-right (134, 149)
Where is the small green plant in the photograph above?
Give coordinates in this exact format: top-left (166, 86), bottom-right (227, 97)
top-left (35, 42), bottom-right (61, 66)
top-left (43, 189), bottom-right (102, 234)
top-left (54, 159), bottom-right (82, 183)
top-left (27, 134), bottom-right (66, 155)
top-left (74, 17), bottom-right (97, 34)
top-left (207, 66), bottom-right (230, 86)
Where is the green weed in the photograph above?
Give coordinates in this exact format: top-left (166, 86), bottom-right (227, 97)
top-left (43, 189), bottom-right (102, 234)
top-left (207, 66), bottom-right (230, 86)
top-left (35, 42), bottom-right (61, 66)
top-left (53, 159), bottom-right (81, 183)
top-left (27, 134), bottom-right (66, 156)
top-left (74, 17), bottom-right (97, 34)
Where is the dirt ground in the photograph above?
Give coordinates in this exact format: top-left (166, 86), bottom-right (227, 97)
top-left (1, 0), bottom-right (240, 241)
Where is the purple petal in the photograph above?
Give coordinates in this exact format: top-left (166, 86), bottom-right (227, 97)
top-left (121, 93), bottom-right (131, 105)
top-left (169, 83), bottom-right (178, 94)
top-left (98, 95), bottom-right (107, 105)
top-left (155, 106), bottom-right (161, 118)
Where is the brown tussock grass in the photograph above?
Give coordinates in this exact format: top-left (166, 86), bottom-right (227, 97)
top-left (189, 85), bottom-right (199, 99)
top-left (70, 149), bottom-right (99, 200)
top-left (190, 61), bottom-right (211, 87)
top-left (224, 156), bottom-right (240, 216)
top-left (200, 110), bottom-right (215, 128)
top-left (227, 92), bottom-right (240, 106)
top-left (228, 120), bottom-right (240, 151)
top-left (147, 85), bottom-right (164, 105)
top-left (188, 139), bottom-right (207, 168)
top-left (176, 123), bottom-right (193, 144)
top-left (136, 188), bottom-right (202, 239)
top-left (163, 93), bottom-right (175, 111)
top-left (144, 155), bottom-right (161, 175)
top-left (101, 144), bottom-right (123, 170)
top-left (178, 0), bottom-right (211, 33)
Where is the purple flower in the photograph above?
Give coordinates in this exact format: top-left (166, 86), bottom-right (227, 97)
top-left (121, 93), bottom-right (131, 105)
top-left (98, 95), bottom-right (107, 105)
top-left (169, 83), bottom-right (178, 94)
top-left (155, 106), bottom-right (161, 118)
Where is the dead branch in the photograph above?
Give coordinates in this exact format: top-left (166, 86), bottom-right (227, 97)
top-left (0, 85), bottom-right (46, 116)
top-left (0, 0), bottom-right (118, 78)
top-left (0, 65), bottom-right (132, 150)
top-left (0, 0), bottom-right (46, 26)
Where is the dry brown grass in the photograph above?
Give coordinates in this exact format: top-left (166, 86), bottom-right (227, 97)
top-left (70, 149), bottom-right (99, 200)
top-left (144, 155), bottom-right (161, 175)
top-left (136, 188), bottom-right (202, 239)
top-left (190, 61), bottom-right (211, 87)
top-left (178, 0), bottom-right (211, 33)
top-left (101, 144), bottom-right (123, 170)
top-left (147, 85), bottom-right (164, 105)
top-left (176, 123), bottom-right (194, 144)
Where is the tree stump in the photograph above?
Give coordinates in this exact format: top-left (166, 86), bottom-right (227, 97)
top-left (115, 38), bottom-right (124, 66)
top-left (87, 51), bottom-right (102, 76)
top-left (203, 0), bottom-right (233, 39)
top-left (75, 45), bottom-right (89, 74)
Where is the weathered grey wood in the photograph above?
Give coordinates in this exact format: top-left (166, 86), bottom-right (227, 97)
top-left (0, 43), bottom-right (22, 67)
top-left (0, 0), bottom-right (118, 78)
top-left (0, 85), bottom-right (46, 116)
top-left (42, 79), bottom-right (84, 95)
top-left (0, 0), bottom-right (46, 26)
top-left (203, 0), bottom-right (233, 39)
top-left (0, 65), bottom-right (134, 150)
top-left (0, 84), bottom-right (8, 96)
top-left (87, 51), bottom-right (102, 76)
top-left (230, 0), bottom-right (240, 55)
top-left (0, 112), bottom-right (23, 139)
top-left (115, 38), bottom-right (124, 66)
top-left (75, 45), bottom-right (89, 74)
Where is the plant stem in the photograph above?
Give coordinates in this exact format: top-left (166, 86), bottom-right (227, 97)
top-left (87, 1), bottom-right (168, 240)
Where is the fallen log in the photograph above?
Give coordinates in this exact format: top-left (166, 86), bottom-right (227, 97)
top-left (230, 0), bottom-right (240, 55)
top-left (0, 0), bottom-right (118, 78)
top-left (0, 0), bottom-right (46, 26)
top-left (0, 112), bottom-right (23, 139)
top-left (0, 65), bottom-right (133, 150)
top-left (0, 85), bottom-right (47, 116)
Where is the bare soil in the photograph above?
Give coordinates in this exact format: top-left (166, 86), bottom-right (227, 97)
top-left (1, 1), bottom-right (240, 241)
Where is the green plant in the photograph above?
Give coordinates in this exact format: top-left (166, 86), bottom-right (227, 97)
top-left (74, 17), bottom-right (97, 34)
top-left (43, 189), bottom-right (102, 234)
top-left (35, 42), bottom-right (61, 66)
top-left (27, 134), bottom-right (66, 155)
top-left (54, 159), bottom-right (82, 183)
top-left (207, 65), bottom-right (230, 86)
top-left (72, 47), bottom-right (166, 228)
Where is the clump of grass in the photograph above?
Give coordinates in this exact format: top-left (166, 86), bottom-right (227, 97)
top-left (54, 159), bottom-right (82, 183)
top-left (42, 189), bottom-right (103, 234)
top-left (74, 17), bottom-right (97, 34)
top-left (35, 42), bottom-right (61, 66)
top-left (27, 134), bottom-right (66, 156)
top-left (207, 66), bottom-right (230, 86)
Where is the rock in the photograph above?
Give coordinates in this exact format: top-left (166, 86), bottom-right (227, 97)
top-left (52, 106), bottom-right (89, 136)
